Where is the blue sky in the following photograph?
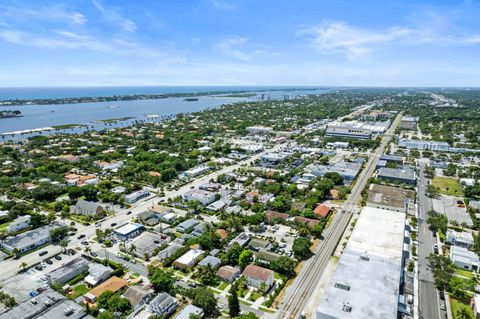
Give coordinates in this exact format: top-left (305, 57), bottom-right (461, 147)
top-left (1, 0), bottom-right (480, 87)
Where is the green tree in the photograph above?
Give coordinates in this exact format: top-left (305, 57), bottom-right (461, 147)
top-left (97, 290), bottom-right (114, 309)
top-left (97, 311), bottom-right (115, 319)
top-left (270, 256), bottom-right (297, 278)
top-left (426, 210), bottom-right (448, 234)
top-left (238, 250), bottom-right (253, 268)
top-left (222, 243), bottom-right (243, 266)
top-left (149, 268), bottom-right (174, 294)
top-left (228, 283), bottom-right (240, 318)
top-left (189, 287), bottom-right (217, 316)
top-left (292, 237), bottom-right (312, 260)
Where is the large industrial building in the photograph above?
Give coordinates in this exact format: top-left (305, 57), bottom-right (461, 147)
top-left (316, 207), bottom-right (406, 319)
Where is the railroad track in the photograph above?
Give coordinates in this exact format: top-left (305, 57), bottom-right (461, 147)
top-left (276, 113), bottom-right (402, 319)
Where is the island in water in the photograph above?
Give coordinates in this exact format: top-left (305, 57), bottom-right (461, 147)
top-left (0, 110), bottom-right (22, 119)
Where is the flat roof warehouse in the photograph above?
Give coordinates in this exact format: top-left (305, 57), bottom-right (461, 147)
top-left (316, 207), bottom-right (406, 319)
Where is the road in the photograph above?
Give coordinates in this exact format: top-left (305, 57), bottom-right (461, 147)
top-left (275, 112), bottom-right (403, 319)
top-left (417, 161), bottom-right (446, 319)
top-left (0, 142), bottom-right (283, 282)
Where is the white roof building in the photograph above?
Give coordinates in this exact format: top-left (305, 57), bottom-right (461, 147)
top-left (316, 207), bottom-right (406, 319)
top-left (173, 249), bottom-right (204, 269)
top-left (450, 246), bottom-right (479, 272)
top-left (446, 230), bottom-right (474, 248)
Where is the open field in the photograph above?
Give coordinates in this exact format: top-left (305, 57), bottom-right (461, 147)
top-left (432, 177), bottom-right (464, 197)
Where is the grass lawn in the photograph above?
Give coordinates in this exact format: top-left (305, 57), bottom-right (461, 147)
top-left (455, 267), bottom-right (474, 279)
top-left (68, 284), bottom-right (89, 300)
top-left (451, 298), bottom-right (474, 319)
top-left (218, 282), bottom-right (228, 291)
top-left (432, 177), bottom-right (464, 197)
top-left (248, 291), bottom-right (263, 302)
top-left (0, 221), bottom-right (9, 231)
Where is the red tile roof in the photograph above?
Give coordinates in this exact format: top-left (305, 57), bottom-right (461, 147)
top-left (294, 216), bottom-right (320, 227)
top-left (242, 264), bottom-right (274, 282)
top-left (265, 210), bottom-right (289, 221)
top-left (314, 204), bottom-right (330, 218)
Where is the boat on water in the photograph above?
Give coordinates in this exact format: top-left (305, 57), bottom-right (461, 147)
top-left (107, 105), bottom-right (119, 109)
top-left (184, 98), bottom-right (199, 102)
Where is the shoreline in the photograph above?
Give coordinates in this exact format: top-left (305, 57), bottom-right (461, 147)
top-left (0, 87), bottom-right (323, 107)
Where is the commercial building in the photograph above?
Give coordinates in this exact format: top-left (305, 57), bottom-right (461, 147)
top-left (124, 188), bottom-right (150, 204)
top-left (398, 139), bottom-right (451, 152)
top-left (379, 154), bottom-right (404, 164)
top-left (446, 230), bottom-right (474, 248)
top-left (175, 219), bottom-right (200, 233)
top-left (399, 116), bottom-right (419, 130)
top-left (182, 166), bottom-right (210, 178)
top-left (377, 167), bottom-right (416, 185)
top-left (246, 126), bottom-right (274, 134)
top-left (182, 189), bottom-right (216, 206)
top-left (450, 246), bottom-right (479, 271)
top-left (366, 184), bottom-right (415, 213)
top-left (1, 222), bottom-right (64, 254)
top-left (114, 223), bottom-right (144, 240)
top-left (326, 124), bottom-right (372, 140)
top-left (47, 257), bottom-right (89, 285)
top-left (84, 276), bottom-right (128, 304)
top-left (306, 160), bottom-right (362, 186)
top-left (7, 215), bottom-right (31, 233)
top-left (261, 152), bottom-right (291, 166)
top-left (316, 207), bottom-right (406, 319)
top-left (70, 199), bottom-right (105, 217)
top-left (242, 264), bottom-right (274, 290)
top-left (0, 291), bottom-right (86, 319)
top-left (173, 249), bottom-right (205, 269)
top-left (149, 292), bottom-right (178, 316)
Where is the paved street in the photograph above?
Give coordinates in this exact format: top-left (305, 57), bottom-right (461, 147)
top-left (417, 161), bottom-right (446, 319)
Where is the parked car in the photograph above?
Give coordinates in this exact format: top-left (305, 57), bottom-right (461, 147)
top-left (111, 223), bottom-right (117, 227)
top-left (34, 265), bottom-right (43, 271)
top-left (81, 241), bottom-right (89, 245)
top-left (440, 299), bottom-right (446, 311)
top-left (39, 251), bottom-right (48, 257)
top-left (126, 211), bottom-right (132, 215)
top-left (90, 252), bottom-right (97, 257)
top-left (77, 234), bottom-right (86, 239)
top-left (45, 259), bottom-right (53, 265)
top-left (54, 255), bottom-right (62, 261)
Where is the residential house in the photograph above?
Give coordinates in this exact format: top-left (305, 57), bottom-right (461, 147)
top-left (314, 204), bottom-right (330, 219)
top-left (122, 285), bottom-right (153, 310)
top-left (84, 263), bottom-right (111, 286)
top-left (446, 230), bottom-right (474, 249)
top-left (173, 249), bottom-right (205, 269)
top-left (450, 246), bottom-right (479, 271)
top-left (7, 215), bottom-right (31, 233)
top-left (242, 264), bottom-right (275, 290)
top-left (182, 189), bottom-right (216, 206)
top-left (218, 266), bottom-right (241, 283)
top-left (149, 292), bottom-right (178, 316)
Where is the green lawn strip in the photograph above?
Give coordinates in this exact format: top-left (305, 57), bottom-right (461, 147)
top-left (218, 282), bottom-right (228, 291)
top-left (454, 267), bottom-right (474, 279)
top-left (451, 298), bottom-right (474, 319)
top-left (259, 306), bottom-right (275, 313)
top-left (68, 284), bottom-right (89, 300)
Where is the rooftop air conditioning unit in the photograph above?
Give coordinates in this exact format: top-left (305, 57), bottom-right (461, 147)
top-left (342, 302), bottom-right (352, 313)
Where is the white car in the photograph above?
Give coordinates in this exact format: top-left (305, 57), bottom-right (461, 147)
top-left (40, 276), bottom-right (48, 281)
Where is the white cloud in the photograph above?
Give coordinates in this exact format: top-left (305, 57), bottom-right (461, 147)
top-left (207, 0), bottom-right (236, 11)
top-left (302, 21), bottom-right (413, 58)
top-left (217, 37), bottom-right (264, 61)
top-left (92, 0), bottom-right (137, 32)
top-left (1, 5), bottom-right (87, 25)
top-left (302, 20), bottom-right (480, 59)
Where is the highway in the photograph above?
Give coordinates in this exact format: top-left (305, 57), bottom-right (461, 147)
top-left (417, 161), bottom-right (446, 319)
top-left (275, 112), bottom-right (403, 319)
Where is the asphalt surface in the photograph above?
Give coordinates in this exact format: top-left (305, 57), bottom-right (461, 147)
top-left (275, 112), bottom-right (403, 319)
top-left (417, 161), bottom-right (446, 319)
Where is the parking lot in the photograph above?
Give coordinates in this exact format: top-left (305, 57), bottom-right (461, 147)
top-left (432, 196), bottom-right (473, 226)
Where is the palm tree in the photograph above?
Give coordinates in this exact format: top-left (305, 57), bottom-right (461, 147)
top-left (84, 246), bottom-right (92, 255)
top-left (20, 261), bottom-right (28, 272)
top-left (128, 244), bottom-right (136, 256)
top-left (457, 308), bottom-right (473, 319)
top-left (59, 239), bottom-right (70, 253)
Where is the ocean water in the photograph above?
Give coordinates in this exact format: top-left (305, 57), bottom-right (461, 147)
top-left (0, 87), bottom-right (329, 138)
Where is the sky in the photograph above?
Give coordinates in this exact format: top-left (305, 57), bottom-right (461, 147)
top-left (1, 0), bottom-right (480, 87)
